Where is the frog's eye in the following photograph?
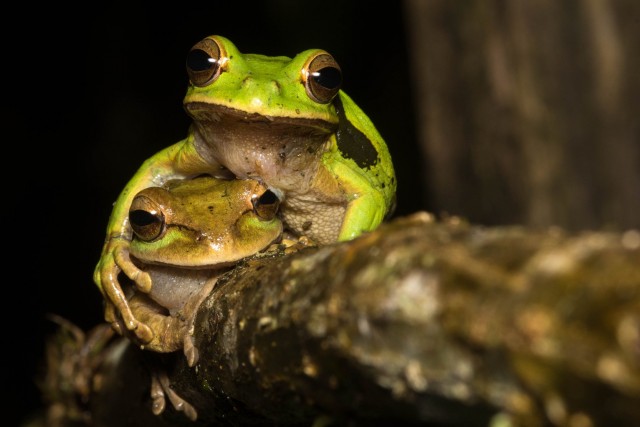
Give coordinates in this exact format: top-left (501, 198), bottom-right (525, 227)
top-left (129, 195), bottom-right (166, 242)
top-left (303, 52), bottom-right (342, 104)
top-left (186, 36), bottom-right (227, 87)
top-left (252, 189), bottom-right (281, 221)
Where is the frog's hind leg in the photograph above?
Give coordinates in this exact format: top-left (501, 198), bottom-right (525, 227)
top-left (150, 370), bottom-right (198, 421)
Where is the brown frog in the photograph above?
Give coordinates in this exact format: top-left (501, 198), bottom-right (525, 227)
top-left (114, 175), bottom-right (284, 420)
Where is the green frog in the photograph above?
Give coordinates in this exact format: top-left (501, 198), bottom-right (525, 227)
top-left (95, 35), bottom-right (396, 343)
top-left (119, 175), bottom-right (284, 421)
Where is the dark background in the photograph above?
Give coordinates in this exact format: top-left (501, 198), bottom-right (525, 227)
top-left (11, 1), bottom-right (640, 425)
top-left (10, 2), bottom-right (420, 424)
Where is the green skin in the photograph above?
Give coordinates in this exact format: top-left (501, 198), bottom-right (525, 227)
top-left (95, 35), bottom-right (396, 343)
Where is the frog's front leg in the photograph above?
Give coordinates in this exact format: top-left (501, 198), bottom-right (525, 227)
top-left (94, 139), bottom-right (216, 342)
top-left (327, 160), bottom-right (390, 241)
top-left (95, 237), bottom-right (154, 343)
top-left (338, 189), bottom-right (387, 241)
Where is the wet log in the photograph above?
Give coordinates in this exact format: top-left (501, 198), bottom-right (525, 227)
top-left (39, 213), bottom-right (640, 426)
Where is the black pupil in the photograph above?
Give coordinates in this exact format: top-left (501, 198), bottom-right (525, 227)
top-left (130, 210), bottom-right (158, 227)
top-left (186, 49), bottom-right (216, 71)
top-left (258, 190), bottom-right (279, 206)
top-left (313, 67), bottom-right (341, 89)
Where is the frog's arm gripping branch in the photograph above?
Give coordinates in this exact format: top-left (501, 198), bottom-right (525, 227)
top-left (93, 138), bottom-right (214, 343)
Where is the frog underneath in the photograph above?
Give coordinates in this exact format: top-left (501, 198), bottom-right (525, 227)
top-left (120, 175), bottom-right (284, 421)
top-left (95, 35), bottom-right (396, 343)
top-left (120, 175), bottom-right (283, 358)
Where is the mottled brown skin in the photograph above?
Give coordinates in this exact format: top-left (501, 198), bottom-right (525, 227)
top-left (119, 175), bottom-right (284, 421)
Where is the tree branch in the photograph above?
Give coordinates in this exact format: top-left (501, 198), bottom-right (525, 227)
top-left (41, 213), bottom-right (640, 426)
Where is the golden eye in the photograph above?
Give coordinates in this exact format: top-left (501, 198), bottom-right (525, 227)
top-left (303, 52), bottom-right (342, 104)
top-left (129, 195), bottom-right (166, 242)
top-left (252, 189), bottom-right (280, 221)
top-left (186, 36), bottom-right (227, 87)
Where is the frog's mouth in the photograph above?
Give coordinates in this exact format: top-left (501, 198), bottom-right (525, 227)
top-left (184, 102), bottom-right (337, 134)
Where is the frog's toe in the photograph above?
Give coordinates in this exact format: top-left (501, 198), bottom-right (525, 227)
top-left (183, 336), bottom-right (199, 367)
top-left (104, 303), bottom-right (115, 322)
top-left (110, 320), bottom-right (124, 336)
top-left (157, 370), bottom-right (198, 421)
top-left (179, 401), bottom-right (198, 422)
top-left (131, 270), bottom-right (153, 294)
top-left (104, 303), bottom-right (125, 336)
top-left (151, 395), bottom-right (166, 416)
top-left (150, 374), bottom-right (166, 415)
top-left (168, 393), bottom-right (198, 421)
top-left (134, 321), bottom-right (154, 344)
top-left (114, 248), bottom-right (153, 293)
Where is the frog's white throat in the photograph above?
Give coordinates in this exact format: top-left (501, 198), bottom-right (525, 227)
top-left (188, 103), bottom-right (335, 191)
top-left (133, 263), bottom-right (227, 315)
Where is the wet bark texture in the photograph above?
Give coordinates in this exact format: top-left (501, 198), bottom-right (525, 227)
top-left (404, 0), bottom-right (640, 230)
top-left (39, 213), bottom-right (640, 426)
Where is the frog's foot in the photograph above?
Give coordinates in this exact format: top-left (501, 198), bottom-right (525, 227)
top-left (110, 299), bottom-right (154, 344)
top-left (150, 370), bottom-right (198, 421)
top-left (103, 297), bottom-right (154, 344)
top-left (114, 315), bottom-right (154, 344)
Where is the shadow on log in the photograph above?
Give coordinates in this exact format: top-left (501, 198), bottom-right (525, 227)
top-left (37, 213), bottom-right (640, 426)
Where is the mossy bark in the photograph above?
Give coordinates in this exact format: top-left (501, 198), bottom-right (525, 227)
top-left (37, 213), bottom-right (640, 426)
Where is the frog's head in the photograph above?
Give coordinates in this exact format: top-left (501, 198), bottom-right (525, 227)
top-left (127, 175), bottom-right (282, 314)
top-left (128, 175), bottom-right (283, 268)
top-left (182, 35), bottom-right (342, 133)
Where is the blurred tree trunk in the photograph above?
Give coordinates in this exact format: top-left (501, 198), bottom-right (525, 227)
top-left (404, 0), bottom-right (640, 230)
